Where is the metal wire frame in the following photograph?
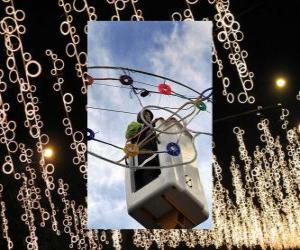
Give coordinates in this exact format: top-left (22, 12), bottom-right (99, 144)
top-left (88, 65), bottom-right (213, 101)
top-left (88, 102), bottom-right (212, 169)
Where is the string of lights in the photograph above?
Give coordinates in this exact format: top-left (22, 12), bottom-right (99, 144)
top-left (0, 0), bottom-right (299, 249)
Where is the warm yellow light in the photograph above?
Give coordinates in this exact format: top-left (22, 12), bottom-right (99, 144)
top-left (275, 78), bottom-right (286, 88)
top-left (44, 148), bottom-right (54, 158)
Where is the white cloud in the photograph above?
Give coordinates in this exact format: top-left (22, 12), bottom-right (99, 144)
top-left (148, 22), bottom-right (212, 88)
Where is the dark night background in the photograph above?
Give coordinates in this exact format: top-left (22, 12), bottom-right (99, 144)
top-left (0, 0), bottom-right (299, 249)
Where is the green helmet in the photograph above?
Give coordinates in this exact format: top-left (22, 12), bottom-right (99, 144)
top-left (126, 121), bottom-right (143, 139)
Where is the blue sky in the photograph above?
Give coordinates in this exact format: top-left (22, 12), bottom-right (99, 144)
top-left (87, 21), bottom-right (212, 229)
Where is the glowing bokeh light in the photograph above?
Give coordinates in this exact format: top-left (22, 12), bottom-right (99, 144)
top-left (275, 77), bottom-right (286, 88)
top-left (44, 148), bottom-right (54, 158)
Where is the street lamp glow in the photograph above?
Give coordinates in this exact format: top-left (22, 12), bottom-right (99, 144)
top-left (275, 78), bottom-right (286, 88)
top-left (44, 148), bottom-right (54, 158)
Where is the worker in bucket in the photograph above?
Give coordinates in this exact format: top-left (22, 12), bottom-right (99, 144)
top-left (125, 109), bottom-right (160, 184)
